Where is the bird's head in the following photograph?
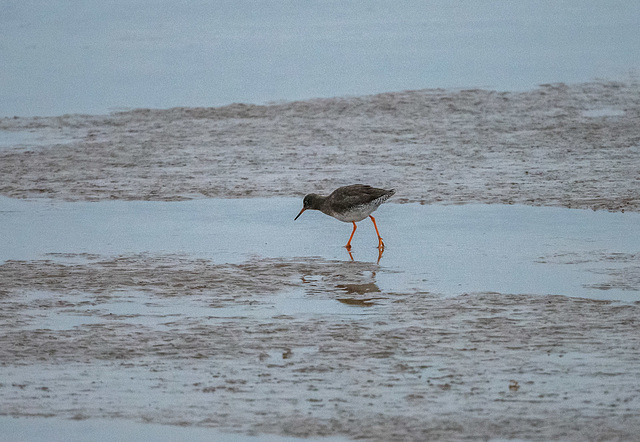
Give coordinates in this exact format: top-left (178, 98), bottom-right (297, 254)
top-left (294, 193), bottom-right (321, 220)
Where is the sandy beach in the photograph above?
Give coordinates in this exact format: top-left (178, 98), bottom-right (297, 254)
top-left (1, 81), bottom-right (640, 441)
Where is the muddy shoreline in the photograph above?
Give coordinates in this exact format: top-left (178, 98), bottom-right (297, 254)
top-left (1, 81), bottom-right (639, 211)
top-left (1, 82), bottom-right (640, 440)
top-left (1, 253), bottom-right (640, 440)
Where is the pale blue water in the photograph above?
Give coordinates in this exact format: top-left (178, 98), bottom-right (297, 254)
top-left (1, 196), bottom-right (638, 302)
top-left (0, 416), bottom-right (348, 442)
top-left (1, 0), bottom-right (639, 117)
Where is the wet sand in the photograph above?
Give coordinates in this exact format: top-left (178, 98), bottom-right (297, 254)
top-left (1, 81), bottom-right (639, 211)
top-left (1, 253), bottom-right (640, 440)
top-left (1, 82), bottom-right (640, 441)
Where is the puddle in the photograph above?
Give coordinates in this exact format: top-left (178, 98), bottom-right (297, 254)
top-left (0, 416), bottom-right (347, 442)
top-left (582, 108), bottom-right (626, 117)
top-left (1, 196), bottom-right (638, 301)
top-left (0, 129), bottom-right (81, 150)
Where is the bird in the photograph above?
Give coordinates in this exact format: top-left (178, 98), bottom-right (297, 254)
top-left (294, 184), bottom-right (395, 250)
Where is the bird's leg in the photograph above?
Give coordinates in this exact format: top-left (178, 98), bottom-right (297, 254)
top-left (347, 249), bottom-right (355, 262)
top-left (369, 215), bottom-right (384, 250)
top-left (345, 221), bottom-right (357, 250)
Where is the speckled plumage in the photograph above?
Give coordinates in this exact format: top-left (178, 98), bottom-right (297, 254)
top-left (316, 185), bottom-right (395, 222)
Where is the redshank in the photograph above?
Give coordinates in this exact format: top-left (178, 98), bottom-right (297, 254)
top-left (294, 184), bottom-right (395, 250)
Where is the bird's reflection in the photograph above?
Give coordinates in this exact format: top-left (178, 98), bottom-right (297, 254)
top-left (346, 246), bottom-right (384, 264)
top-left (335, 282), bottom-right (380, 295)
top-left (336, 297), bottom-right (381, 307)
top-left (336, 280), bottom-right (383, 307)
top-left (298, 257), bottom-right (385, 307)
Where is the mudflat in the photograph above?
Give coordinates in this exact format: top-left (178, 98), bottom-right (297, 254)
top-left (1, 81), bottom-right (638, 210)
top-left (1, 82), bottom-right (640, 441)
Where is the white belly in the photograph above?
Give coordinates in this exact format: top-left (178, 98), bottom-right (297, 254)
top-left (330, 204), bottom-right (378, 223)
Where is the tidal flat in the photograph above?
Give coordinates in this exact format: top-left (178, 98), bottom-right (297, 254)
top-left (1, 81), bottom-right (640, 440)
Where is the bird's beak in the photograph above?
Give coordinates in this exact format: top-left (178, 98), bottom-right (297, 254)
top-left (294, 208), bottom-right (306, 220)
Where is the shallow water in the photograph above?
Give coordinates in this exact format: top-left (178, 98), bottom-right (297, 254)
top-left (0, 416), bottom-right (347, 442)
top-left (2, 0), bottom-right (639, 116)
top-left (0, 128), bottom-right (81, 150)
top-left (1, 196), bottom-right (638, 301)
top-left (1, 197), bottom-right (640, 440)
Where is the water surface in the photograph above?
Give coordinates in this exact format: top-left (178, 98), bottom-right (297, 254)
top-left (2, 0), bottom-right (638, 116)
top-left (1, 197), bottom-right (638, 301)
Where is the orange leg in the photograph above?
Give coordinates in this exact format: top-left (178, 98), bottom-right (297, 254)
top-left (369, 215), bottom-right (385, 250)
top-left (345, 221), bottom-right (357, 250)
